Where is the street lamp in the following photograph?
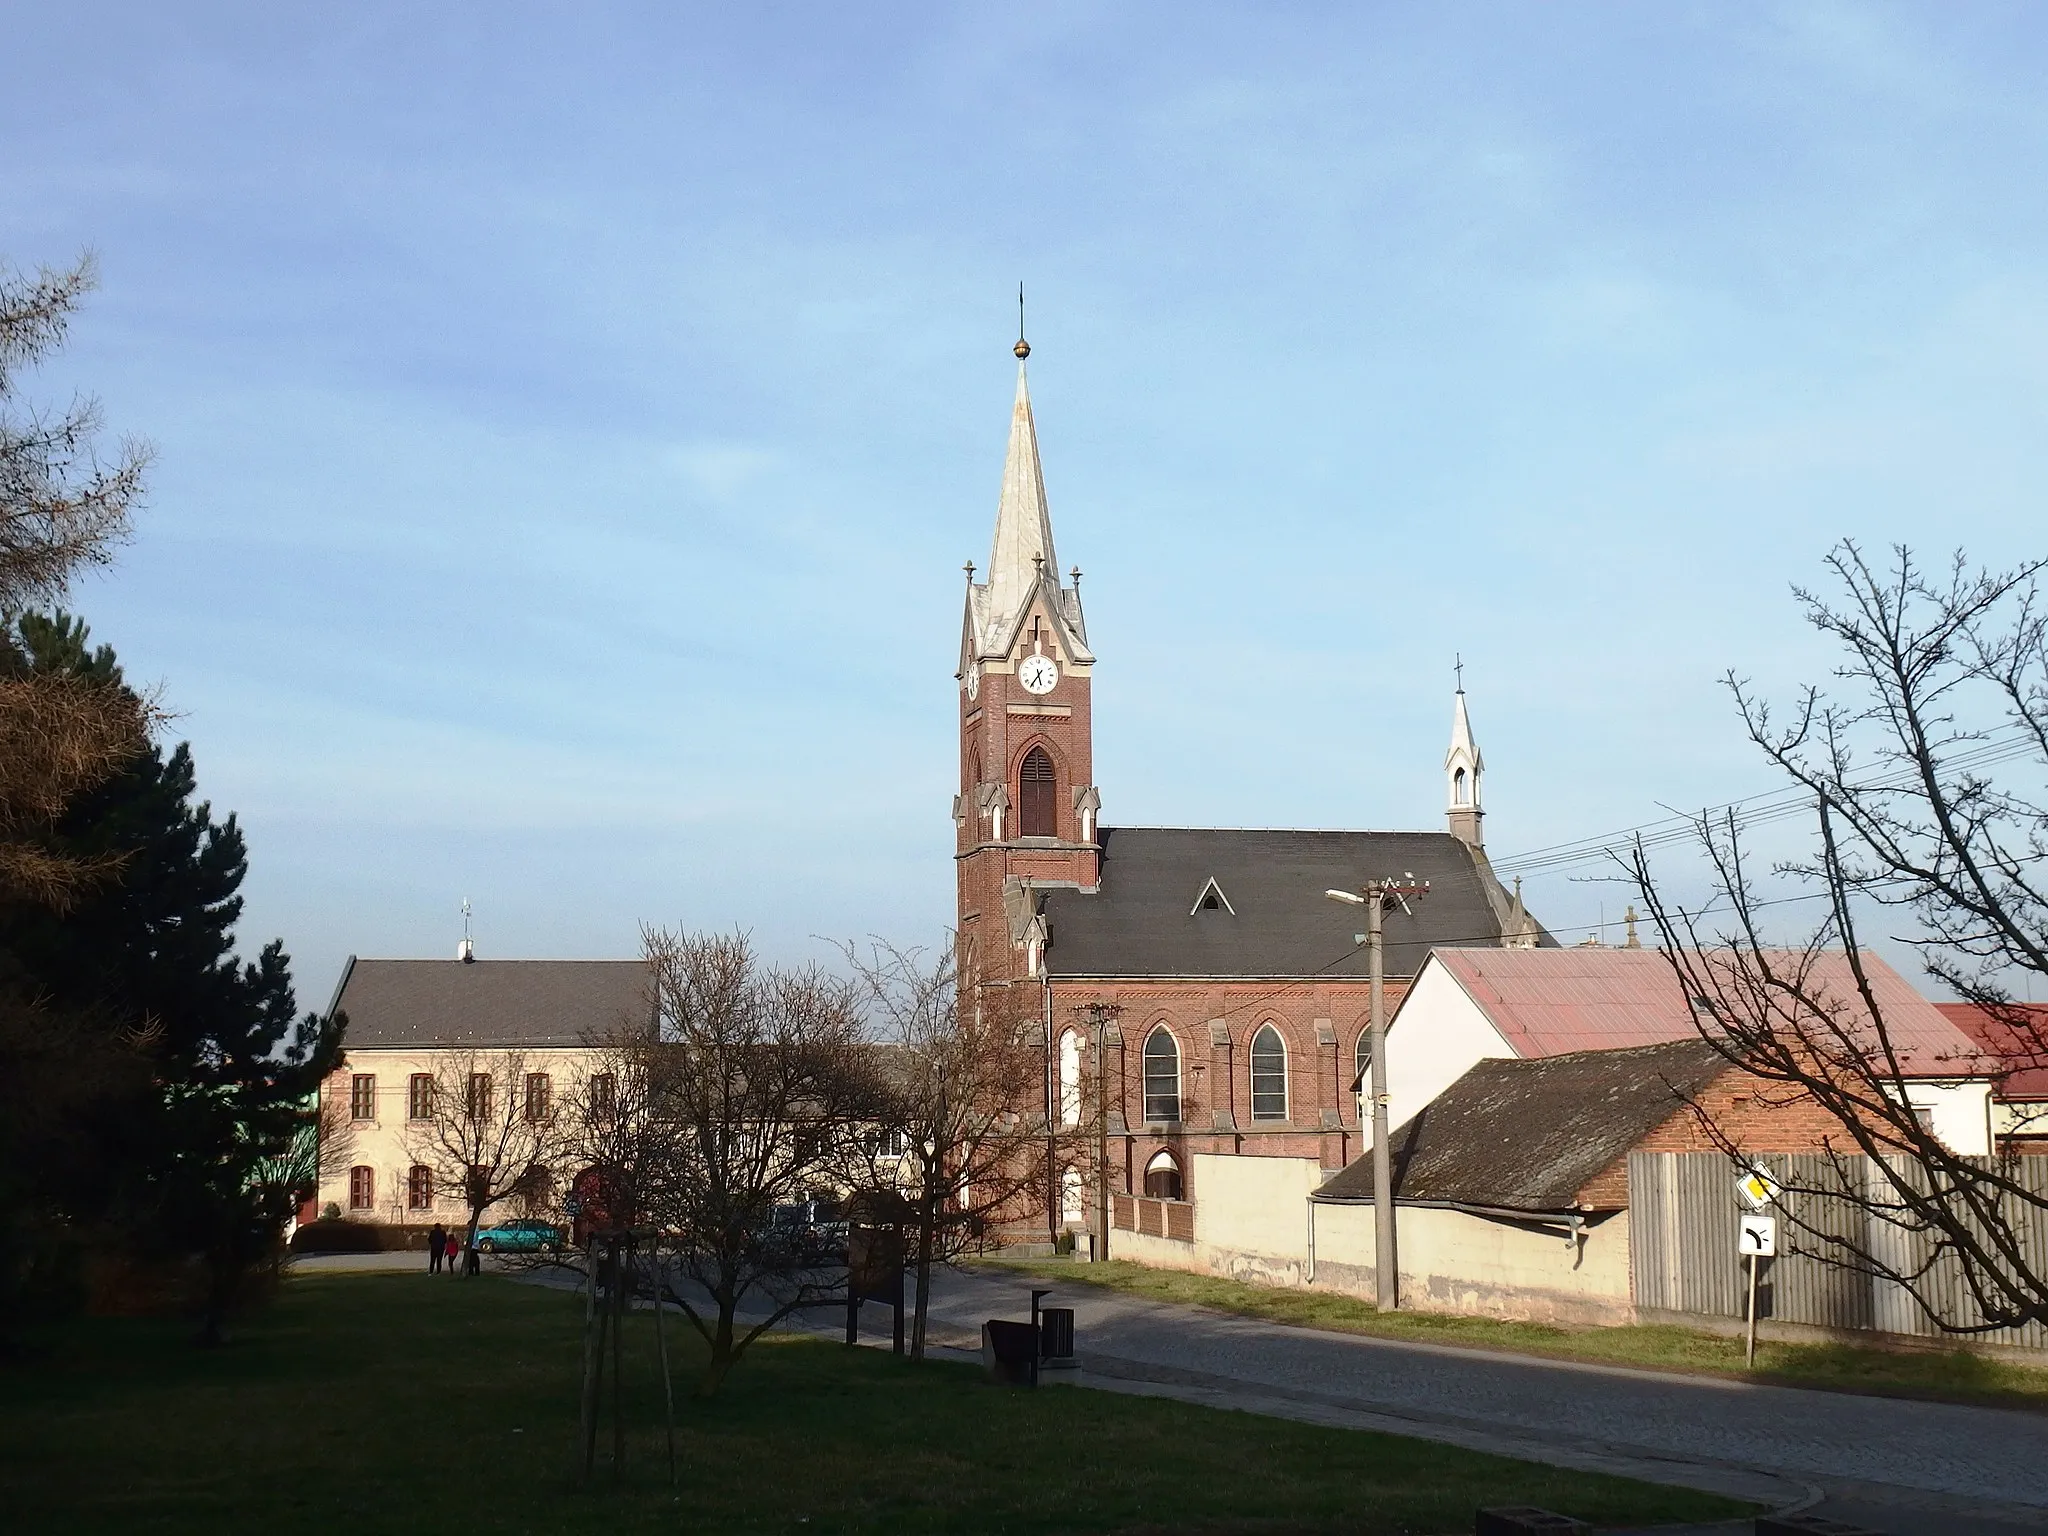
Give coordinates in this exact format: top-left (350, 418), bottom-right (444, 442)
top-left (1325, 876), bottom-right (1426, 1310)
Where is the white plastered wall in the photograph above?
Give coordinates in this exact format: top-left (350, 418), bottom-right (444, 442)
top-left (1996, 1099), bottom-right (2048, 1138)
top-left (1109, 1153), bottom-right (1632, 1324)
top-left (1896, 1079), bottom-right (1994, 1156)
top-left (1310, 1201), bottom-right (1632, 1324)
top-left (1382, 955), bottom-right (1518, 1134)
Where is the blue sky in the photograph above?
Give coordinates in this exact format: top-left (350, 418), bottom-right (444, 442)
top-left (5, 4), bottom-right (2046, 1005)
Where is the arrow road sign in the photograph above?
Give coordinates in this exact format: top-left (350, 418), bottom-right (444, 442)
top-left (1739, 1212), bottom-right (1777, 1257)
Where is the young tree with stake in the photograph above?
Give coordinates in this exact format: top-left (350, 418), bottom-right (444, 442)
top-left (848, 936), bottom-right (1078, 1362)
top-left (613, 929), bottom-right (879, 1395)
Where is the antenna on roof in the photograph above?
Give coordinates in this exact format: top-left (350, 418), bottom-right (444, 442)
top-left (459, 898), bottom-right (475, 963)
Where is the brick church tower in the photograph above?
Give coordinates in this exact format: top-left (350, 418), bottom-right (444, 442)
top-left (953, 333), bottom-right (1100, 985)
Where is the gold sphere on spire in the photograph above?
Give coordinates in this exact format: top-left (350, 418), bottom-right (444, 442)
top-left (1014, 337), bottom-right (1030, 360)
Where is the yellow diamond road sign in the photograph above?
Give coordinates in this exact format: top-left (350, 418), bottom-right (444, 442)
top-left (1735, 1166), bottom-right (1781, 1210)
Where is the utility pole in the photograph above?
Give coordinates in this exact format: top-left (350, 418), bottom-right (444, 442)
top-left (1078, 1002), bottom-right (1121, 1264)
top-left (1326, 875), bottom-right (1428, 1310)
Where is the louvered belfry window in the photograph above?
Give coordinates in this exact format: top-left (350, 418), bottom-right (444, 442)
top-left (1018, 747), bottom-right (1056, 837)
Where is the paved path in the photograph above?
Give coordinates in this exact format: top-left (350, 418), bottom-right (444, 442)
top-left (901, 1267), bottom-right (2048, 1536)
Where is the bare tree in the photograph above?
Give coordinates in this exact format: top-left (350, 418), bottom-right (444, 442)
top-left (1633, 541), bottom-right (2048, 1333)
top-left (847, 936), bottom-right (1075, 1361)
top-left (614, 928), bottom-right (878, 1394)
top-left (0, 253), bottom-right (155, 910)
top-left (403, 1048), bottom-right (574, 1268)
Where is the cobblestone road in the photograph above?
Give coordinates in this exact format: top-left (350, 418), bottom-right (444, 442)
top-left (911, 1267), bottom-right (2048, 1536)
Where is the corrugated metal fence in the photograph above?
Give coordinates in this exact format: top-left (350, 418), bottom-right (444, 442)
top-left (1629, 1152), bottom-right (2048, 1349)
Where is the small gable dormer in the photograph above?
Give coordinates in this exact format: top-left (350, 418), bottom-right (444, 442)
top-left (1190, 876), bottom-right (1236, 917)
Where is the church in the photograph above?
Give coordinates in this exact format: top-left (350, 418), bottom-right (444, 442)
top-left (952, 331), bottom-right (1549, 1236)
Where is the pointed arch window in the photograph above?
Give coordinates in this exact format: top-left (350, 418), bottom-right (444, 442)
top-left (1057, 1029), bottom-right (1082, 1128)
top-left (1143, 1150), bottom-right (1183, 1201)
top-left (1142, 1027), bottom-right (1181, 1124)
top-left (1453, 766), bottom-right (1470, 805)
top-left (1019, 747), bottom-right (1057, 837)
top-left (1250, 1023), bottom-right (1288, 1121)
top-left (1353, 1027), bottom-right (1372, 1093)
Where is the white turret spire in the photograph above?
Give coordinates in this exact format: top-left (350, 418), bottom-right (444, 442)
top-left (1446, 664), bottom-right (1483, 848)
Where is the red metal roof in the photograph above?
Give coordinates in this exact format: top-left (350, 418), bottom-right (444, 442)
top-left (1427, 946), bottom-right (1989, 1079)
top-left (1936, 1003), bottom-right (2048, 1100)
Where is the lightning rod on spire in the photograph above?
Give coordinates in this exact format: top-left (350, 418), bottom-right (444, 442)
top-left (1014, 282), bottom-right (1030, 360)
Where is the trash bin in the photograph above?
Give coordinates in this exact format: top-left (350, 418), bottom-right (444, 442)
top-left (1039, 1306), bottom-right (1075, 1368)
top-left (981, 1319), bottom-right (1037, 1385)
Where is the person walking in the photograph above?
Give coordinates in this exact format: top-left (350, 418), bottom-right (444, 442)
top-left (444, 1229), bottom-right (461, 1276)
top-left (428, 1222), bottom-right (447, 1275)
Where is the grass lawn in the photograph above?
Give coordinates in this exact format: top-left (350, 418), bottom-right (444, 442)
top-left (985, 1256), bottom-right (2048, 1411)
top-left (0, 1271), bottom-right (1751, 1535)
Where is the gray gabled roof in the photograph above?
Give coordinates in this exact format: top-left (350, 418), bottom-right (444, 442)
top-left (1040, 827), bottom-right (1548, 979)
top-left (1316, 1039), bottom-right (1728, 1214)
top-left (330, 958), bottom-right (655, 1051)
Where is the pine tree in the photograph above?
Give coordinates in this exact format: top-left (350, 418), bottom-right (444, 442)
top-left (0, 613), bottom-right (340, 1341)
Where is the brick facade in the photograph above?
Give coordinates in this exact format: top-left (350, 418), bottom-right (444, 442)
top-left (1043, 977), bottom-right (1414, 1203)
top-left (954, 598), bottom-right (1099, 980)
top-left (1575, 1065), bottom-right (1883, 1208)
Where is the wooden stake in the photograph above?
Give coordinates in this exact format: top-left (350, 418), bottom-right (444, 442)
top-left (652, 1248), bottom-right (677, 1488)
top-left (579, 1239), bottom-right (601, 1481)
top-left (610, 1240), bottom-right (626, 1479)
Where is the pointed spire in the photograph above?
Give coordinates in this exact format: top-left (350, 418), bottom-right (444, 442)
top-left (1449, 688), bottom-right (1478, 760)
top-left (984, 357), bottom-right (1058, 637)
top-left (1446, 669), bottom-right (1484, 848)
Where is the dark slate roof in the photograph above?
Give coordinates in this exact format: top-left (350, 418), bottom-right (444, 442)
top-left (1315, 1039), bottom-right (1728, 1213)
top-left (330, 958), bottom-right (654, 1050)
top-left (1041, 827), bottom-right (1548, 979)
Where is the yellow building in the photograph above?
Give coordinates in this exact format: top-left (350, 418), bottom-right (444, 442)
top-left (315, 956), bottom-right (652, 1227)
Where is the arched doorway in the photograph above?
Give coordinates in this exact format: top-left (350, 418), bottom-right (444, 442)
top-left (1143, 1150), bottom-right (1183, 1201)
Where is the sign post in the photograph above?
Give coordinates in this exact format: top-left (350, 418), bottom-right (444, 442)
top-left (1737, 1206), bottom-right (1778, 1367)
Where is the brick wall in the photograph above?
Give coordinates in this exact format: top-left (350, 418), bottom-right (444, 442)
top-left (1576, 1065), bottom-right (1879, 1207)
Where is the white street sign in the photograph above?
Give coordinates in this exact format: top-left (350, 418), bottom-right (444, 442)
top-left (1739, 1212), bottom-right (1778, 1257)
top-left (1734, 1166), bottom-right (1781, 1210)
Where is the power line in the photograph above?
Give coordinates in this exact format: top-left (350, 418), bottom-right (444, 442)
top-left (1490, 730), bottom-right (2041, 881)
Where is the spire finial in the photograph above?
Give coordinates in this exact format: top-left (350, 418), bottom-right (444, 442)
top-left (1014, 282), bottom-right (1030, 359)
top-left (964, 560), bottom-right (976, 584)
top-left (1454, 653), bottom-right (1465, 692)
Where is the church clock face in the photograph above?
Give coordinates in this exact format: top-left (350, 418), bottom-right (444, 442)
top-left (1017, 654), bottom-right (1060, 695)
top-left (964, 665), bottom-right (979, 701)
